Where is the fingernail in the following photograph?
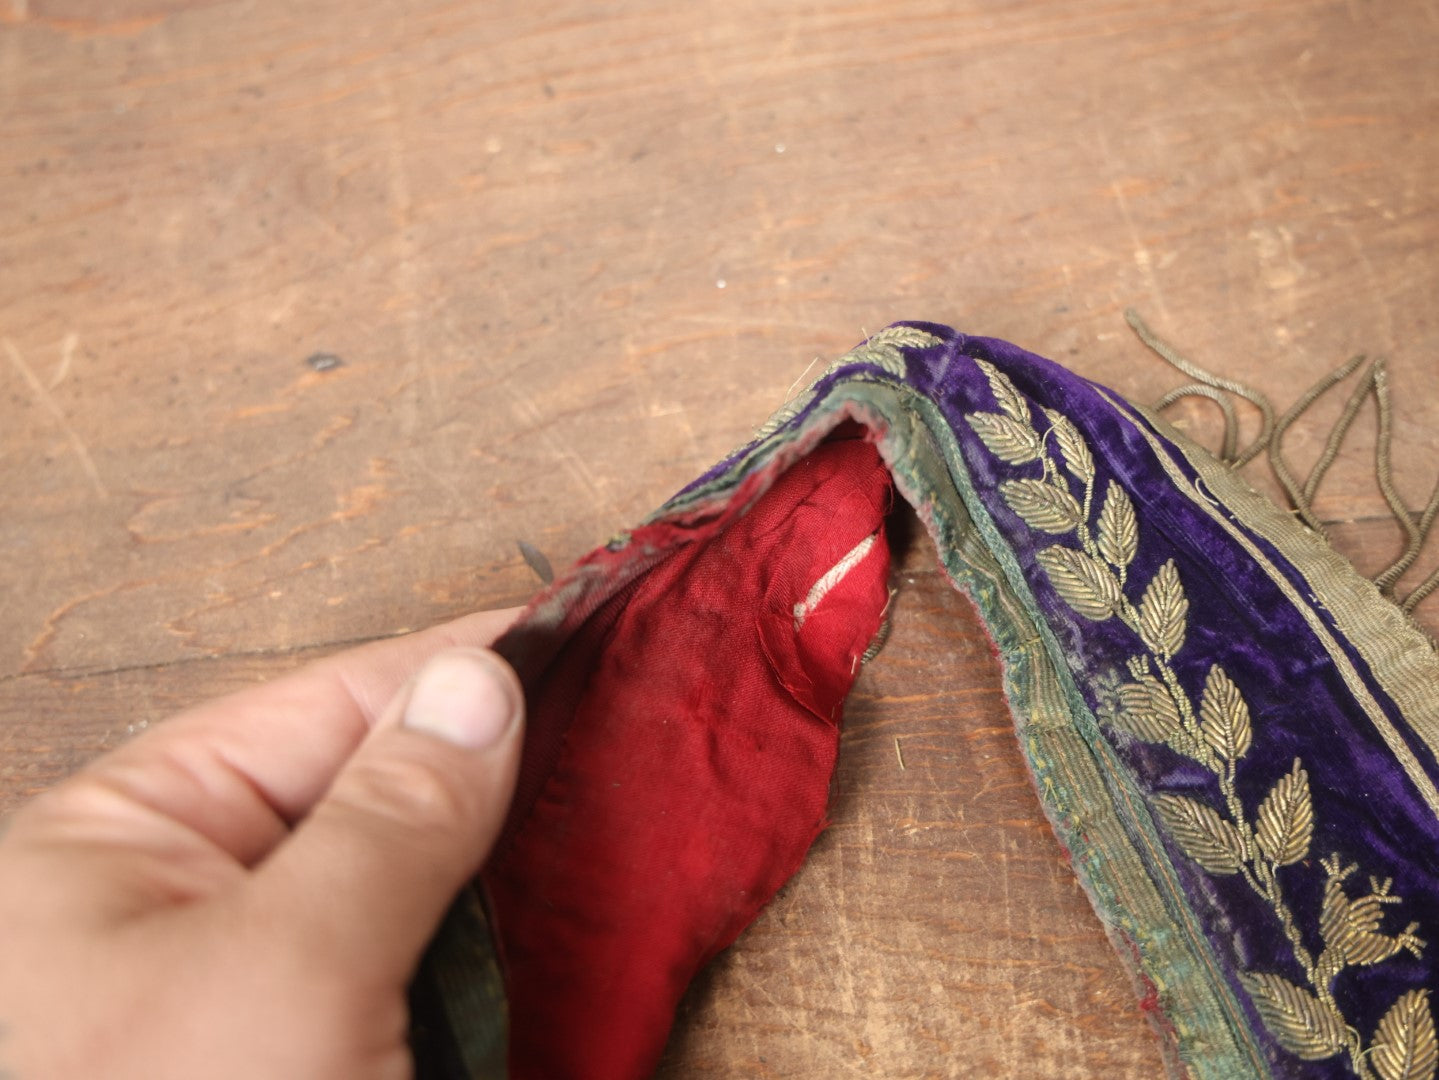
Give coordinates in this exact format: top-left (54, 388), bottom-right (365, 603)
top-left (403, 649), bottom-right (520, 750)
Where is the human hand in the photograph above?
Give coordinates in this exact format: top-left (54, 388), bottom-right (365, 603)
top-left (0, 607), bottom-right (526, 1080)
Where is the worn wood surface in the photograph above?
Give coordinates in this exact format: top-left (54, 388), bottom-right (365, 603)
top-left (3, 1), bottom-right (1437, 1075)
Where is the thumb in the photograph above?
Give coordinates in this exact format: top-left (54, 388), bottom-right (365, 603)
top-left (249, 646), bottom-right (525, 986)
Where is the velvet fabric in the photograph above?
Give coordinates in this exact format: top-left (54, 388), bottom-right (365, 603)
top-left (927, 333), bottom-right (1439, 1078)
top-left (422, 323), bottom-right (1439, 1080)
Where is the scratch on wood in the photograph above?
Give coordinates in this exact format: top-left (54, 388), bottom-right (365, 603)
top-left (0, 8), bottom-right (160, 34)
top-left (21, 576), bottom-right (148, 671)
top-left (895, 736), bottom-right (906, 770)
top-left (494, 371), bottom-right (618, 520)
top-left (378, 64), bottom-right (436, 415)
top-left (49, 332), bottom-right (77, 388)
top-left (1094, 125), bottom-right (1171, 325)
top-left (5, 337), bottom-right (108, 499)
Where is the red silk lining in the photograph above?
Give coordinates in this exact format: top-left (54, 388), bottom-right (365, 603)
top-left (482, 439), bottom-right (894, 1079)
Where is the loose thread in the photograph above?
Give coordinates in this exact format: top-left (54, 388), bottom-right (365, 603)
top-left (860, 586), bottom-right (899, 665)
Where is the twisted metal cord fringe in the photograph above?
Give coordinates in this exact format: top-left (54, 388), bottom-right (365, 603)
top-left (1372, 364), bottom-right (1424, 595)
top-left (1129, 311), bottom-right (1437, 617)
top-left (1301, 363), bottom-right (1378, 509)
top-left (1155, 383), bottom-right (1240, 463)
top-left (1404, 566), bottom-right (1439, 615)
top-left (1380, 467), bottom-right (1439, 596)
top-left (1419, 484), bottom-right (1439, 548)
top-left (1125, 308), bottom-right (1276, 467)
top-left (1268, 355), bottom-right (1367, 533)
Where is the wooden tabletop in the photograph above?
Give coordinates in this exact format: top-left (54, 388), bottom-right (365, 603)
top-left (3, 1), bottom-right (1436, 1075)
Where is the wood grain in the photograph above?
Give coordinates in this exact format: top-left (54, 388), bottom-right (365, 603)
top-left (3, 0), bottom-right (1437, 1075)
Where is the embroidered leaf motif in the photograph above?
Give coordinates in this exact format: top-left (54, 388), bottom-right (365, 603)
top-left (1373, 990), bottom-right (1438, 1080)
top-left (813, 327), bottom-right (937, 387)
top-left (1000, 479), bottom-right (1084, 534)
top-left (1199, 665), bottom-right (1252, 765)
top-left (1242, 972), bottom-right (1347, 1061)
top-left (1137, 559), bottom-right (1187, 657)
top-left (1036, 545), bottom-right (1123, 620)
top-left (1320, 864), bottom-right (1359, 955)
top-left (866, 325), bottom-right (942, 351)
top-left (1114, 672), bottom-right (1184, 744)
top-left (1257, 759), bottom-right (1314, 867)
top-left (1318, 861), bottom-right (1426, 970)
top-left (1096, 483), bottom-right (1139, 571)
top-left (974, 358), bottom-right (1031, 423)
top-left (964, 379), bottom-right (1428, 1077)
top-left (1155, 794), bottom-right (1246, 875)
top-left (1043, 407), bottom-right (1095, 484)
top-left (844, 343), bottom-right (908, 377)
top-left (968, 412), bottom-right (1044, 465)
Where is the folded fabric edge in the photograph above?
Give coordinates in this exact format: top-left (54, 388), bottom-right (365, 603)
top-left (652, 357), bottom-right (1271, 1077)
top-left (418, 327), bottom-right (1336, 1079)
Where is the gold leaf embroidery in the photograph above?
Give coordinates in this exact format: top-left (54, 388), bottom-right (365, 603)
top-left (1116, 671), bottom-right (1185, 745)
top-left (842, 343), bottom-right (909, 378)
top-left (1199, 665), bottom-right (1253, 765)
top-left (1154, 794), bottom-right (1247, 875)
top-left (975, 357), bottom-right (1032, 424)
top-left (1036, 545), bottom-right (1123, 620)
top-left (1256, 758), bottom-right (1314, 867)
top-left (1373, 990), bottom-right (1438, 1080)
top-left (969, 411), bottom-right (1045, 465)
top-left (864, 325), bottom-right (943, 351)
top-left (1318, 859), bottom-right (1426, 977)
top-left (1000, 478), bottom-right (1084, 533)
top-left (1043, 407), bottom-right (1095, 485)
top-left (963, 360), bottom-right (1430, 1076)
top-left (1136, 558), bottom-right (1188, 657)
top-left (1096, 482), bottom-right (1139, 571)
top-left (1241, 972), bottom-right (1347, 1061)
